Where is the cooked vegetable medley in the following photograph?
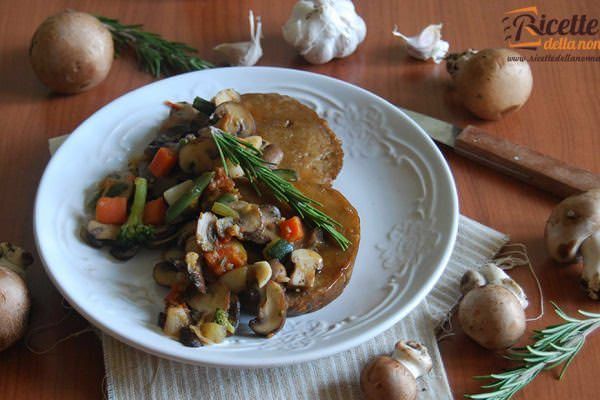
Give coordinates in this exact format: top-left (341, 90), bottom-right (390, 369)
top-left (81, 89), bottom-right (352, 346)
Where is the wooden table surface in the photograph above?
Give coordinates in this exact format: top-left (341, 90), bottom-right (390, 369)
top-left (1, 0), bottom-right (599, 398)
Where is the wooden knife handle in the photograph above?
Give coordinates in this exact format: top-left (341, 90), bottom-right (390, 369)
top-left (454, 125), bottom-right (600, 198)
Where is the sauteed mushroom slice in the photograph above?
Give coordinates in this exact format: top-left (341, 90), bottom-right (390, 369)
top-left (212, 89), bottom-right (241, 106)
top-left (84, 220), bottom-right (120, 243)
top-left (289, 249), bottom-right (324, 288)
top-left (153, 261), bottom-right (186, 287)
top-left (185, 252), bottom-right (206, 293)
top-left (186, 282), bottom-right (231, 316)
top-left (261, 144), bottom-right (284, 167)
top-left (196, 212), bottom-right (218, 252)
top-left (219, 261), bottom-right (272, 293)
top-left (214, 102), bottom-right (256, 136)
top-left (163, 304), bottom-right (191, 338)
top-left (249, 281), bottom-right (287, 337)
top-left (110, 246), bottom-right (139, 261)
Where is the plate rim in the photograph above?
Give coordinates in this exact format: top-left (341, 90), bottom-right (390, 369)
top-left (34, 66), bottom-right (459, 368)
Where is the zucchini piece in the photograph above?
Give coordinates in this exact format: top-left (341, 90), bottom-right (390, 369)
top-left (263, 239), bottom-right (294, 261)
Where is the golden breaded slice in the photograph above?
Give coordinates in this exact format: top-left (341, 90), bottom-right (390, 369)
top-left (241, 93), bottom-right (344, 185)
top-left (284, 182), bottom-right (360, 315)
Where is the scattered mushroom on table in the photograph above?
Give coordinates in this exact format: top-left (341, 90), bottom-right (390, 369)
top-left (457, 263), bottom-right (528, 350)
top-left (361, 340), bottom-right (433, 400)
top-left (545, 189), bottom-right (600, 299)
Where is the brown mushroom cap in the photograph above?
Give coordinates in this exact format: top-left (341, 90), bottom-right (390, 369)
top-left (452, 48), bottom-right (533, 120)
top-left (360, 356), bottom-right (417, 400)
top-left (458, 284), bottom-right (526, 350)
top-left (29, 10), bottom-right (114, 94)
top-left (545, 189), bottom-right (600, 262)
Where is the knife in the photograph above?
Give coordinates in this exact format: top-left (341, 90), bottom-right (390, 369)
top-left (401, 108), bottom-right (600, 198)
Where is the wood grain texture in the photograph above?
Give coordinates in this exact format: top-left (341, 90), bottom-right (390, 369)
top-left (455, 125), bottom-right (600, 197)
top-left (0, 0), bottom-right (599, 399)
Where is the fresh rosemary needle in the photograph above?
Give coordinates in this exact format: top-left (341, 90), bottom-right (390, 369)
top-left (210, 128), bottom-right (352, 250)
top-left (97, 16), bottom-right (214, 77)
top-left (466, 302), bottom-right (600, 400)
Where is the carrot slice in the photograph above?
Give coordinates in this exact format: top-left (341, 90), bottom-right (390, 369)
top-left (279, 216), bottom-right (305, 242)
top-left (149, 147), bottom-right (177, 178)
top-left (143, 198), bottom-right (167, 226)
top-left (96, 197), bottom-right (128, 225)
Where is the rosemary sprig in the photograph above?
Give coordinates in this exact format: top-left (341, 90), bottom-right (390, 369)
top-left (97, 16), bottom-right (214, 77)
top-left (466, 302), bottom-right (600, 400)
top-left (210, 128), bottom-right (352, 250)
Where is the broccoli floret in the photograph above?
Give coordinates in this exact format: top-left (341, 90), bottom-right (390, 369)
top-left (214, 308), bottom-right (235, 334)
top-left (117, 177), bottom-right (154, 247)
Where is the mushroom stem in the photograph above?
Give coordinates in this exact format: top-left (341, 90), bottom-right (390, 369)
top-left (581, 231), bottom-right (600, 300)
top-left (391, 340), bottom-right (433, 380)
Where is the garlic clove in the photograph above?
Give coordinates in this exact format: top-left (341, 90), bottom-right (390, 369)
top-left (214, 10), bottom-right (263, 66)
top-left (479, 263), bottom-right (529, 309)
top-left (392, 23), bottom-right (449, 64)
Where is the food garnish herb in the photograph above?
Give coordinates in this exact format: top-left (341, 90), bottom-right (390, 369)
top-left (97, 16), bottom-right (214, 77)
top-left (210, 128), bottom-right (351, 250)
top-left (466, 302), bottom-right (600, 400)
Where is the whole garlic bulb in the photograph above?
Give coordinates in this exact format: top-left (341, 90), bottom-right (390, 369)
top-left (282, 0), bottom-right (366, 64)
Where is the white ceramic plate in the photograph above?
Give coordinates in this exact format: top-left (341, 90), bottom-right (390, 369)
top-left (35, 67), bottom-right (458, 368)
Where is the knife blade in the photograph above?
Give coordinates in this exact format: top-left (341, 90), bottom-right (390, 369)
top-left (400, 107), bottom-right (600, 198)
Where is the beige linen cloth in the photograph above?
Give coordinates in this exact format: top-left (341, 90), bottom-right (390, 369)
top-left (50, 136), bottom-right (509, 400)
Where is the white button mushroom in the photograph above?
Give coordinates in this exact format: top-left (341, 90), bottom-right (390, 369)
top-left (545, 189), bottom-right (600, 299)
top-left (360, 340), bottom-right (433, 400)
top-left (458, 263), bottom-right (527, 350)
top-left (0, 242), bottom-right (33, 352)
top-left (446, 48), bottom-right (533, 120)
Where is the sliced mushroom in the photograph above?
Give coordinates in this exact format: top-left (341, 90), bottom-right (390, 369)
top-left (162, 247), bottom-right (185, 265)
top-left (219, 265), bottom-right (249, 293)
top-left (219, 261), bottom-right (272, 293)
top-left (289, 249), bottom-right (324, 288)
top-left (147, 224), bottom-right (180, 248)
top-left (305, 228), bottom-right (324, 250)
top-left (185, 252), bottom-right (206, 293)
top-left (87, 220), bottom-right (120, 241)
top-left (262, 143), bottom-right (284, 167)
top-left (212, 89), bottom-right (241, 106)
top-left (179, 326), bottom-right (203, 347)
top-left (228, 294), bottom-right (241, 332)
top-left (250, 261), bottom-right (273, 288)
top-left (240, 135), bottom-right (263, 150)
top-left (153, 261), bottom-right (187, 287)
top-left (229, 201), bottom-right (262, 231)
top-left (186, 282), bottom-right (231, 316)
top-left (214, 102), bottom-right (256, 136)
top-left (269, 259), bottom-right (290, 284)
top-left (228, 202), bottom-right (282, 244)
top-left (196, 212), bottom-right (218, 252)
top-left (110, 246), bottom-right (139, 261)
top-left (189, 322), bottom-right (227, 345)
top-left (162, 304), bottom-right (191, 338)
top-left (249, 280), bottom-right (287, 337)
top-left (215, 217), bottom-right (242, 239)
top-left (178, 136), bottom-right (218, 174)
